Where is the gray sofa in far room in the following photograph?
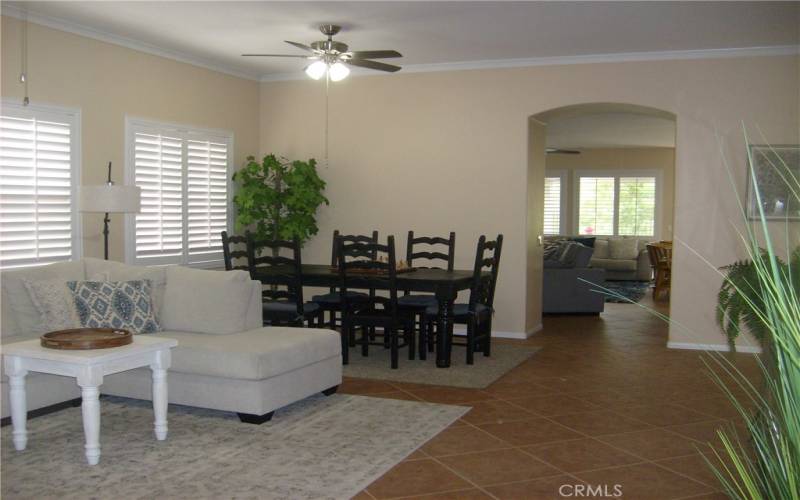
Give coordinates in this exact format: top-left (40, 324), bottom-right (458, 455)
top-left (543, 241), bottom-right (606, 314)
top-left (590, 237), bottom-right (652, 281)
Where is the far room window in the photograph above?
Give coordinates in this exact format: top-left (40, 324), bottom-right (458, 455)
top-left (578, 176), bottom-right (615, 236)
top-left (0, 102), bottom-right (81, 269)
top-left (576, 172), bottom-right (658, 237)
top-left (125, 118), bottom-right (232, 267)
top-left (543, 175), bottom-right (563, 235)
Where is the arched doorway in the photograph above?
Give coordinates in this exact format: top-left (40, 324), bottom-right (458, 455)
top-left (526, 103), bottom-right (677, 333)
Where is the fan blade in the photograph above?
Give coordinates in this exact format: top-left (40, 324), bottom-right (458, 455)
top-left (285, 40), bottom-right (314, 52)
top-left (242, 54), bottom-right (313, 58)
top-left (348, 50), bottom-right (402, 59)
top-left (346, 59), bottom-right (401, 73)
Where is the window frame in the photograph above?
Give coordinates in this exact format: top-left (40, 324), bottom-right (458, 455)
top-left (573, 169), bottom-right (663, 238)
top-left (543, 169), bottom-right (568, 236)
top-left (0, 100), bottom-right (82, 269)
top-left (123, 116), bottom-right (234, 268)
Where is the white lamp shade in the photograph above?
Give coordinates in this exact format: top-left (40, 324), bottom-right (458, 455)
top-left (305, 61), bottom-right (327, 80)
top-left (79, 185), bottom-right (141, 213)
top-left (328, 62), bottom-right (350, 82)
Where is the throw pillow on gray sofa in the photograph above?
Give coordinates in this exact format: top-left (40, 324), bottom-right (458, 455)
top-left (609, 238), bottom-right (639, 260)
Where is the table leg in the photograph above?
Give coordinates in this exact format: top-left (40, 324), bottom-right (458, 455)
top-left (435, 293), bottom-right (456, 368)
top-left (6, 360), bottom-right (28, 451)
top-left (80, 385), bottom-right (101, 465)
top-left (151, 349), bottom-right (171, 441)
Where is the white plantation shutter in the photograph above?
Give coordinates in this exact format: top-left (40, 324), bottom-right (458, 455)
top-left (578, 176), bottom-right (615, 236)
top-left (618, 176), bottom-right (656, 236)
top-left (0, 104), bottom-right (80, 269)
top-left (127, 119), bottom-right (232, 267)
top-left (186, 138), bottom-right (229, 263)
top-left (133, 132), bottom-right (184, 262)
top-left (543, 176), bottom-right (562, 235)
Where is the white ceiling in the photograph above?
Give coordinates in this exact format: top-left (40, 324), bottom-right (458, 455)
top-left (4, 1), bottom-right (799, 80)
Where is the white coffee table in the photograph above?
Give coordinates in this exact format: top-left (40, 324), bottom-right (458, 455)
top-left (2, 335), bottom-right (178, 465)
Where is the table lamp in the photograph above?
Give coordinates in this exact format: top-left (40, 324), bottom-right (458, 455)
top-left (79, 162), bottom-right (141, 260)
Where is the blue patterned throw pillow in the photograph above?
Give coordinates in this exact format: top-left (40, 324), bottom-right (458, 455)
top-left (66, 280), bottom-right (160, 334)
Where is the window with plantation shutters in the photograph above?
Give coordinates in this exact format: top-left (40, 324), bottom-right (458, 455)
top-left (0, 103), bottom-right (81, 269)
top-left (126, 118), bottom-right (232, 267)
top-left (543, 176), bottom-right (563, 235)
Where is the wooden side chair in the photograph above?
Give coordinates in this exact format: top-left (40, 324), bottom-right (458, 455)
top-left (246, 235), bottom-right (324, 327)
top-left (311, 230), bottom-right (374, 329)
top-left (397, 231), bottom-right (456, 358)
top-left (337, 235), bottom-right (414, 369)
top-left (424, 234), bottom-right (503, 364)
top-left (647, 242), bottom-right (672, 300)
top-left (221, 231), bottom-right (249, 272)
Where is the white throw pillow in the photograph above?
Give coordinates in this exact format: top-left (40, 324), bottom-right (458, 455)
top-left (84, 258), bottom-right (167, 321)
top-left (1, 260), bottom-right (85, 336)
top-left (161, 266), bottom-right (252, 335)
top-left (592, 239), bottom-right (610, 259)
top-left (608, 238), bottom-right (640, 260)
top-left (23, 279), bottom-right (81, 332)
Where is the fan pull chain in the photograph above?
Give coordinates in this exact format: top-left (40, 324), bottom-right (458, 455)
top-left (20, 10), bottom-right (30, 106)
top-left (323, 70), bottom-right (330, 167)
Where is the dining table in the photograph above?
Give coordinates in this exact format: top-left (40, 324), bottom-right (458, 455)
top-left (251, 264), bottom-right (484, 368)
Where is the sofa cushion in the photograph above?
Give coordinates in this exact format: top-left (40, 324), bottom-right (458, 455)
top-left (84, 258), bottom-right (167, 321)
top-left (593, 239), bottom-right (610, 259)
top-left (1, 260), bottom-right (85, 338)
top-left (67, 280), bottom-right (160, 334)
top-left (161, 266), bottom-right (252, 335)
top-left (152, 328), bottom-right (341, 381)
top-left (608, 238), bottom-right (639, 260)
top-left (591, 258), bottom-right (638, 272)
top-left (23, 279), bottom-right (81, 332)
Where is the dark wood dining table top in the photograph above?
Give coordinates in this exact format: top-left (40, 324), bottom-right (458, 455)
top-left (252, 264), bottom-right (481, 295)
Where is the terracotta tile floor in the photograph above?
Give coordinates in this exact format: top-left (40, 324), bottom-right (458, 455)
top-left (345, 297), bottom-right (761, 499)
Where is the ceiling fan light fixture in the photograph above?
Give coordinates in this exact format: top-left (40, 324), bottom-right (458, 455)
top-left (305, 60), bottom-right (327, 80)
top-left (328, 62), bottom-right (350, 82)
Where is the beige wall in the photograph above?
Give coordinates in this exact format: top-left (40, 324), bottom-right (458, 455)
top-left (526, 119), bottom-right (546, 334)
top-left (0, 16), bottom-right (260, 262)
top-left (260, 55), bottom-right (799, 348)
top-left (546, 147), bottom-right (676, 239)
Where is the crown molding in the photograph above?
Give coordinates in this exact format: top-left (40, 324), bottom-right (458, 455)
top-left (260, 44), bottom-right (800, 82)
top-left (1, 4), bottom-right (261, 81)
top-left (3, 5), bottom-right (796, 85)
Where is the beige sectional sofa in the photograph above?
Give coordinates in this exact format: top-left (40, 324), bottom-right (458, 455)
top-left (590, 237), bottom-right (653, 281)
top-left (1, 258), bottom-right (342, 424)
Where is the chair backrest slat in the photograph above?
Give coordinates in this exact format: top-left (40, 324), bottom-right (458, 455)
top-left (337, 235), bottom-right (398, 316)
top-left (406, 231), bottom-right (456, 271)
top-left (329, 230), bottom-right (379, 293)
top-left (468, 234), bottom-right (504, 312)
top-left (221, 231), bottom-right (250, 272)
top-left (247, 235), bottom-right (306, 311)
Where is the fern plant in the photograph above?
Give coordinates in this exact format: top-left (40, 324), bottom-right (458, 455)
top-left (717, 248), bottom-right (800, 350)
top-left (232, 154), bottom-right (328, 245)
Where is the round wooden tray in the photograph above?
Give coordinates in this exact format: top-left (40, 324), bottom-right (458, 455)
top-left (41, 328), bottom-right (133, 350)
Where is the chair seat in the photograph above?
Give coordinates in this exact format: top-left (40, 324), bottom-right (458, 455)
top-left (263, 301), bottom-right (320, 316)
top-left (424, 303), bottom-right (491, 318)
top-left (397, 294), bottom-right (438, 308)
top-left (311, 291), bottom-right (368, 305)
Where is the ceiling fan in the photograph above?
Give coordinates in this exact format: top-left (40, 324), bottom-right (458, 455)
top-left (243, 24), bottom-right (402, 81)
top-left (546, 148), bottom-right (582, 155)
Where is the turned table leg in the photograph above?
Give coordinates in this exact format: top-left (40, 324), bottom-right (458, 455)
top-left (151, 349), bottom-right (171, 441)
top-left (6, 358), bottom-right (28, 451)
top-left (80, 385), bottom-right (101, 465)
top-left (435, 291), bottom-right (456, 368)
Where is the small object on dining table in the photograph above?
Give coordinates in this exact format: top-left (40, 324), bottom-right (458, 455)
top-left (40, 328), bottom-right (133, 350)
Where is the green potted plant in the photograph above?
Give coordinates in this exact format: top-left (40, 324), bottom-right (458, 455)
top-left (232, 154), bottom-right (328, 248)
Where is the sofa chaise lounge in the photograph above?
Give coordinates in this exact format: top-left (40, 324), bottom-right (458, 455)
top-left (1, 258), bottom-right (342, 424)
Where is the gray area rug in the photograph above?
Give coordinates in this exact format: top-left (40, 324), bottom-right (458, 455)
top-left (343, 343), bottom-right (540, 388)
top-left (1, 394), bottom-right (467, 500)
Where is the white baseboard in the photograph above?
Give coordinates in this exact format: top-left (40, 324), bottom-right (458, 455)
top-left (451, 327), bottom-right (537, 340)
top-left (667, 341), bottom-right (762, 354)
